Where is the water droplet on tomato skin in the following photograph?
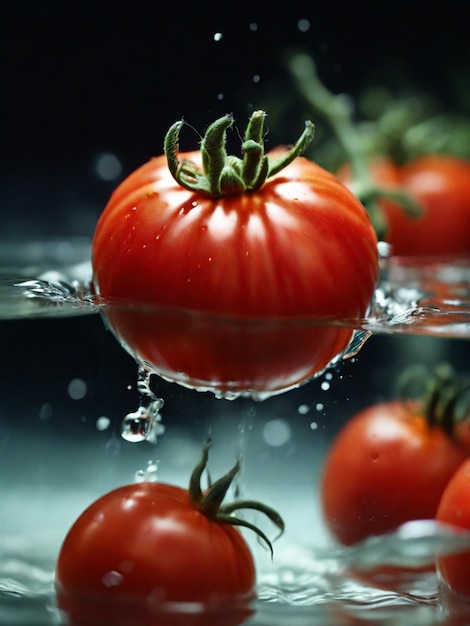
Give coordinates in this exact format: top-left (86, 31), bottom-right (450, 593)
top-left (101, 570), bottom-right (124, 588)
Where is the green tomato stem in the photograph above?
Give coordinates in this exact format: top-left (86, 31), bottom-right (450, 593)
top-left (287, 53), bottom-right (422, 239)
top-left (398, 363), bottom-right (470, 436)
top-left (188, 439), bottom-right (285, 558)
top-left (164, 111), bottom-right (314, 198)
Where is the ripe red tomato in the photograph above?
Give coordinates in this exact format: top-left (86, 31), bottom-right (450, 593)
top-left (338, 155), bottom-right (470, 257)
top-left (55, 442), bottom-right (282, 625)
top-left (320, 400), bottom-right (468, 546)
top-left (55, 483), bottom-right (254, 625)
top-left (92, 112), bottom-right (378, 398)
top-left (436, 458), bottom-right (470, 599)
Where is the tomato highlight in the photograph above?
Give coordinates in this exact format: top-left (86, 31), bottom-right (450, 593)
top-left (92, 111), bottom-right (378, 398)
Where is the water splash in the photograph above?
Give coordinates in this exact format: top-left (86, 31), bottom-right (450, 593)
top-left (3, 240), bottom-right (470, 402)
top-left (134, 459), bottom-right (159, 483)
top-left (121, 365), bottom-right (166, 444)
top-left (5, 520), bottom-right (470, 625)
top-left (2, 240), bottom-right (470, 335)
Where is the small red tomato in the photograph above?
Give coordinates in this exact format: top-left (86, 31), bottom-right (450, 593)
top-left (55, 442), bottom-right (283, 625)
top-left (320, 399), bottom-right (468, 546)
top-left (338, 154), bottom-right (470, 257)
top-left (436, 458), bottom-right (470, 598)
top-left (92, 111), bottom-right (378, 398)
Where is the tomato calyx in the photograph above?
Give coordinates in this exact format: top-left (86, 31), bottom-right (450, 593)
top-left (287, 52), bottom-right (423, 239)
top-left (164, 110), bottom-right (315, 198)
top-left (188, 439), bottom-right (284, 557)
top-left (399, 363), bottom-right (470, 435)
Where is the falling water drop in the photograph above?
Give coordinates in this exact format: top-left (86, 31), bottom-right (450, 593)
top-left (121, 407), bottom-right (152, 443)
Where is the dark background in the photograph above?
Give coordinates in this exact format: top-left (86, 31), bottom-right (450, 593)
top-left (1, 0), bottom-right (469, 441)
top-left (1, 0), bottom-right (470, 237)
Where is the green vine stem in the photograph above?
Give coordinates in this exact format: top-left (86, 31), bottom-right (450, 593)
top-left (164, 111), bottom-right (315, 198)
top-left (397, 363), bottom-right (470, 435)
top-left (287, 53), bottom-right (423, 239)
top-left (189, 439), bottom-right (285, 558)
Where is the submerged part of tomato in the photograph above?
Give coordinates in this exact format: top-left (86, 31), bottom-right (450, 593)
top-left (55, 441), bottom-right (284, 624)
top-left (92, 111), bottom-right (378, 398)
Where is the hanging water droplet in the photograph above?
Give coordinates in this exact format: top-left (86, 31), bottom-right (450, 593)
top-left (121, 407), bottom-right (152, 443)
top-left (121, 399), bottom-right (166, 444)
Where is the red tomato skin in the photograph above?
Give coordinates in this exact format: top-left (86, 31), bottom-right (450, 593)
top-left (320, 400), bottom-right (468, 546)
top-left (388, 155), bottom-right (470, 257)
top-left (55, 482), bottom-right (256, 622)
top-left (436, 458), bottom-right (470, 598)
top-left (92, 152), bottom-right (378, 396)
top-left (339, 155), bottom-right (470, 257)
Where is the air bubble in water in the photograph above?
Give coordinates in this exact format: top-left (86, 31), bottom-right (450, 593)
top-left (213, 32), bottom-right (223, 42)
top-left (263, 418), bottom-right (291, 447)
top-left (297, 18), bottom-right (311, 32)
top-left (96, 416), bottom-right (111, 431)
top-left (94, 152), bottom-right (122, 181)
top-left (298, 404), bottom-right (310, 415)
top-left (321, 381), bottom-right (330, 392)
top-left (68, 377), bottom-right (87, 400)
